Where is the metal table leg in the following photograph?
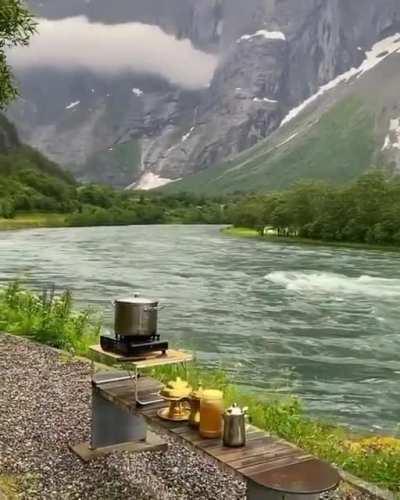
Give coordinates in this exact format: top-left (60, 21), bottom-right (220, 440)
top-left (69, 373), bottom-right (166, 461)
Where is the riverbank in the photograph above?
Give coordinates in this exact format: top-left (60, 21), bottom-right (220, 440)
top-left (0, 213), bottom-right (67, 231)
top-left (0, 282), bottom-right (399, 494)
top-left (1, 333), bottom-right (378, 500)
top-left (222, 227), bottom-right (400, 253)
top-left (0, 333), bottom-right (247, 500)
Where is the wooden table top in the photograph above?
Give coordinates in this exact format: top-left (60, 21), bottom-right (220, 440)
top-left (96, 377), bottom-right (341, 495)
top-left (89, 345), bottom-right (193, 368)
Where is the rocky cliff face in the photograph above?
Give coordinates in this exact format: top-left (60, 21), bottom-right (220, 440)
top-left (7, 0), bottom-right (400, 187)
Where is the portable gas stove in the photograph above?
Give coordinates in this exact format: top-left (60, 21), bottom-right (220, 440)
top-left (100, 333), bottom-right (168, 358)
top-left (100, 295), bottom-right (168, 359)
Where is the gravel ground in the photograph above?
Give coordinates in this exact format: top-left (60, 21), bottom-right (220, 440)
top-left (0, 334), bottom-right (371, 499)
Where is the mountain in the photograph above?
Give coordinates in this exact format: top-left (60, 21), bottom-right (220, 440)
top-left (6, 0), bottom-right (400, 190)
top-left (0, 114), bottom-right (75, 217)
top-left (162, 38), bottom-right (400, 194)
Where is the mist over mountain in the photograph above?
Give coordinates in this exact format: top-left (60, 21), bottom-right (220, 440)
top-left (9, 16), bottom-right (217, 90)
top-left (6, 0), bottom-right (400, 190)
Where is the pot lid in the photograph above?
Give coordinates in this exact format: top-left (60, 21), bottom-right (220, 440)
top-left (201, 389), bottom-right (223, 400)
top-left (115, 297), bottom-right (158, 305)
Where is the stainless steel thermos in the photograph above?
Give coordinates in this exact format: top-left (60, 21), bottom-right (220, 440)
top-left (223, 404), bottom-right (247, 447)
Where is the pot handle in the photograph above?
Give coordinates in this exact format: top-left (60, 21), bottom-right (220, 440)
top-left (144, 304), bottom-right (166, 312)
top-left (111, 293), bottom-right (140, 306)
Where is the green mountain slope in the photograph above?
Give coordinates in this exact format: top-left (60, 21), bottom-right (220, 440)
top-left (161, 53), bottom-right (400, 195)
top-left (0, 115), bottom-right (76, 217)
top-left (76, 140), bottom-right (141, 187)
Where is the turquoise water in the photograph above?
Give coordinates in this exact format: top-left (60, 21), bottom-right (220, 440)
top-left (1, 225), bottom-right (399, 432)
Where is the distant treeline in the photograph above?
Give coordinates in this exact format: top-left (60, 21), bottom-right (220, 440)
top-left (228, 172), bottom-right (400, 245)
top-left (0, 136), bottom-right (236, 225)
top-left (3, 147), bottom-right (400, 242)
top-left (0, 152), bottom-right (231, 225)
top-left (66, 188), bottom-right (230, 226)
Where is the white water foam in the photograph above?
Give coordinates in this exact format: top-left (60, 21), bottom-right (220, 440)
top-left (265, 271), bottom-right (400, 298)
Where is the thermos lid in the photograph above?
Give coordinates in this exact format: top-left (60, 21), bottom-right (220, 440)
top-left (225, 403), bottom-right (248, 415)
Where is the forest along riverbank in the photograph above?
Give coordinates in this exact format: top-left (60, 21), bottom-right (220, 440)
top-left (1, 225), bottom-right (400, 432)
top-left (222, 226), bottom-right (400, 253)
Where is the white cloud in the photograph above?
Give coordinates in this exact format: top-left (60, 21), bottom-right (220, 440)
top-left (8, 16), bottom-right (218, 90)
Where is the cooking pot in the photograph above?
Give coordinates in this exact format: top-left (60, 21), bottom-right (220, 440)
top-left (113, 296), bottom-right (159, 337)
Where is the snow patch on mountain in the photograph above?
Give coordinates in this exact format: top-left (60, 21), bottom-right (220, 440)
top-left (132, 88), bottom-right (144, 96)
top-left (382, 118), bottom-right (400, 150)
top-left (281, 33), bottom-right (400, 127)
top-left (182, 127), bottom-right (195, 142)
top-left (65, 101), bottom-right (80, 110)
top-left (238, 30), bottom-right (286, 43)
top-left (253, 97), bottom-right (278, 104)
top-left (134, 172), bottom-right (177, 190)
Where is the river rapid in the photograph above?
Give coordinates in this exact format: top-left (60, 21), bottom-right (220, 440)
top-left (1, 225), bottom-right (399, 432)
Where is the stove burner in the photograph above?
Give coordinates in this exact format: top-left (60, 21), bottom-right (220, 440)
top-left (100, 333), bottom-right (168, 357)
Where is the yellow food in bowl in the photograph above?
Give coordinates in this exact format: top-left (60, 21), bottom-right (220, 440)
top-left (161, 377), bottom-right (192, 399)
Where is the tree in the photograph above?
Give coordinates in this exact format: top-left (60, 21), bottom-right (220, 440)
top-left (0, 0), bottom-right (36, 108)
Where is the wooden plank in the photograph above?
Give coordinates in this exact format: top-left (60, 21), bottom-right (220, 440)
top-left (232, 449), bottom-right (312, 471)
top-left (240, 454), bottom-right (314, 476)
top-left (244, 430), bottom-right (269, 442)
top-left (97, 377), bottom-right (165, 411)
top-left (206, 437), bottom-right (279, 460)
top-left (90, 345), bottom-right (193, 367)
top-left (222, 443), bottom-right (296, 465)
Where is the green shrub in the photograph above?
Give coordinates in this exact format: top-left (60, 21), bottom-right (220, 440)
top-left (0, 282), bottom-right (100, 354)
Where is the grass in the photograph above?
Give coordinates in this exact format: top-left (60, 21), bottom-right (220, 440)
top-left (162, 96), bottom-right (376, 195)
top-left (0, 282), bottom-right (100, 355)
top-left (222, 226), bottom-right (400, 253)
top-left (0, 474), bottom-right (20, 499)
top-left (0, 213), bottom-right (67, 231)
top-left (0, 281), bottom-right (399, 493)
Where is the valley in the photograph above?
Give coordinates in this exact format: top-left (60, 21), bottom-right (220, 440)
top-left (2, 1), bottom-right (400, 497)
top-left (5, 0), bottom-right (400, 191)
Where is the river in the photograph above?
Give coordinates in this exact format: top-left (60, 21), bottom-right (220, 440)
top-left (1, 225), bottom-right (399, 432)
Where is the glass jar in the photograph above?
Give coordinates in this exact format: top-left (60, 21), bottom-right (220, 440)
top-left (188, 388), bottom-right (203, 428)
top-left (199, 389), bottom-right (224, 438)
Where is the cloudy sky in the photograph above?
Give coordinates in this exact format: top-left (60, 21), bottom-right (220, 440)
top-left (8, 16), bottom-right (218, 89)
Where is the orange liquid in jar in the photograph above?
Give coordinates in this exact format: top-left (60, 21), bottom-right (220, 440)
top-left (199, 390), bottom-right (224, 438)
